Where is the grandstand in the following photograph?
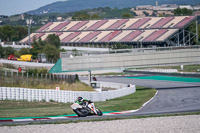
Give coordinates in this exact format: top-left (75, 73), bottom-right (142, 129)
top-left (20, 16), bottom-right (197, 47)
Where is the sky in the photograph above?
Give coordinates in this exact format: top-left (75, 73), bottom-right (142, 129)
top-left (0, 0), bottom-right (66, 16)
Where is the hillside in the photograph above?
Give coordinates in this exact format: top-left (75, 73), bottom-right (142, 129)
top-left (27, 0), bottom-right (200, 15)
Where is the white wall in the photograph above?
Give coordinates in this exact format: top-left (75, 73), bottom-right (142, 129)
top-left (0, 82), bottom-right (136, 103)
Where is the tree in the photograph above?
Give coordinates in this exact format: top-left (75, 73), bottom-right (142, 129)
top-left (90, 14), bottom-right (100, 20)
top-left (0, 27), bottom-right (3, 41)
top-left (3, 47), bottom-right (15, 58)
top-left (188, 22), bottom-right (200, 44)
top-left (143, 11), bottom-right (149, 16)
top-left (29, 35), bottom-right (61, 60)
top-left (122, 13), bottom-right (133, 18)
top-left (19, 48), bottom-right (30, 55)
top-left (1, 25), bottom-right (15, 41)
top-left (0, 25), bottom-right (27, 42)
top-left (112, 43), bottom-right (131, 49)
top-left (0, 45), bottom-right (3, 58)
top-left (30, 38), bottom-right (43, 59)
top-left (46, 34), bottom-right (61, 48)
top-left (174, 8), bottom-right (193, 16)
top-left (14, 51), bottom-right (20, 58)
top-left (72, 11), bottom-right (90, 20)
top-left (49, 15), bottom-right (57, 22)
top-left (13, 26), bottom-right (27, 41)
top-left (43, 44), bottom-right (60, 63)
top-left (72, 49), bottom-right (82, 56)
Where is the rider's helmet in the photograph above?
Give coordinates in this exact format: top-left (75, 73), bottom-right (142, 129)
top-left (77, 97), bottom-right (83, 102)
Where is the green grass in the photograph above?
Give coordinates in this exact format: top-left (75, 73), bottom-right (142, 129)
top-left (127, 64), bottom-right (200, 72)
top-left (0, 100), bottom-right (74, 118)
top-left (95, 72), bottom-right (138, 76)
top-left (95, 72), bottom-right (127, 76)
top-left (126, 76), bottom-right (200, 83)
top-left (0, 86), bottom-right (156, 118)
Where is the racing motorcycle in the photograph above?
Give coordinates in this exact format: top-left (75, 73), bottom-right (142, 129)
top-left (71, 101), bottom-right (103, 117)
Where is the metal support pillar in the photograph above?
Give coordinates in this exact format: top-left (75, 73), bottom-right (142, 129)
top-left (177, 33), bottom-right (180, 46)
top-left (189, 32), bottom-right (191, 46)
top-left (196, 20), bottom-right (198, 44)
top-left (183, 29), bottom-right (185, 46)
top-left (88, 70), bottom-right (91, 84)
top-left (26, 18), bottom-right (32, 47)
top-left (28, 26), bottom-right (31, 46)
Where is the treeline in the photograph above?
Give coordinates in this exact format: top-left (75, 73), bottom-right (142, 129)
top-left (0, 34), bottom-right (65, 63)
top-left (174, 8), bottom-right (193, 16)
top-left (0, 25), bottom-right (27, 42)
top-left (72, 8), bottom-right (135, 20)
top-left (0, 7), bottom-right (135, 26)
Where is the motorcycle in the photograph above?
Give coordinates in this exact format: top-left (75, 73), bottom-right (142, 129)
top-left (71, 101), bottom-right (103, 117)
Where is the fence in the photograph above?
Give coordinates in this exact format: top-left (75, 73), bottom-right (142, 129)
top-left (0, 82), bottom-right (136, 103)
top-left (0, 70), bottom-right (77, 87)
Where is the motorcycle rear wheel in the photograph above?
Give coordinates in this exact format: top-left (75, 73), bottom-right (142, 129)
top-left (74, 108), bottom-right (89, 117)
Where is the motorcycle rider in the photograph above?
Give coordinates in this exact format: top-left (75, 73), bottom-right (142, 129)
top-left (75, 97), bottom-right (91, 107)
top-left (72, 97), bottom-right (103, 117)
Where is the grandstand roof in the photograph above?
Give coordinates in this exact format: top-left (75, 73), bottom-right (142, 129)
top-left (20, 16), bottom-right (196, 44)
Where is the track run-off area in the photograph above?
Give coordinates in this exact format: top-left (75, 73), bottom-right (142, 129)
top-left (0, 75), bottom-right (200, 125)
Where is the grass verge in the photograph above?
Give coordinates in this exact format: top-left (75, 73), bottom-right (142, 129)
top-left (95, 72), bottom-right (129, 76)
top-left (0, 86), bottom-right (156, 118)
top-left (127, 64), bottom-right (200, 72)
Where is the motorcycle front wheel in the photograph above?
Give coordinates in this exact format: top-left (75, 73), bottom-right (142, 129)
top-left (96, 108), bottom-right (103, 116)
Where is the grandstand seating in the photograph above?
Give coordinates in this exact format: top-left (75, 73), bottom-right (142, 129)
top-left (79, 31), bottom-right (101, 42)
top-left (61, 32), bottom-right (81, 42)
top-left (127, 18), bottom-right (151, 29)
top-left (62, 21), bottom-right (80, 31)
top-left (173, 16), bottom-right (195, 28)
top-left (111, 30), bottom-right (132, 42)
top-left (107, 19), bottom-right (129, 30)
top-left (99, 30), bottom-right (122, 42)
top-left (140, 18), bottom-right (161, 29)
top-left (98, 19), bottom-right (118, 30)
top-left (71, 32), bottom-right (90, 42)
top-left (41, 33), bottom-right (51, 40)
top-left (92, 31), bottom-right (111, 42)
top-left (87, 20), bottom-right (108, 30)
top-left (59, 32), bottom-right (72, 40)
top-left (68, 21), bottom-right (89, 31)
top-left (21, 33), bottom-right (37, 43)
top-left (150, 17), bottom-right (174, 28)
top-left (133, 30), bottom-right (155, 41)
top-left (120, 30), bottom-right (143, 42)
top-left (20, 16), bottom-right (196, 44)
top-left (50, 22), bottom-right (70, 31)
top-left (157, 29), bottom-right (178, 41)
top-left (143, 29), bottom-right (168, 42)
top-left (36, 22), bottom-right (53, 32)
top-left (30, 33), bottom-right (45, 42)
top-left (79, 21), bottom-right (97, 30)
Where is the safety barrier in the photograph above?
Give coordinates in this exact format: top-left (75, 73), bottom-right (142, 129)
top-left (129, 69), bottom-right (178, 73)
top-left (0, 82), bottom-right (135, 103)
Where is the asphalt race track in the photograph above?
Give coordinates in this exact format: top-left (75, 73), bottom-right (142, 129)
top-left (96, 76), bottom-right (200, 115)
top-left (1, 75), bottom-right (200, 125)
